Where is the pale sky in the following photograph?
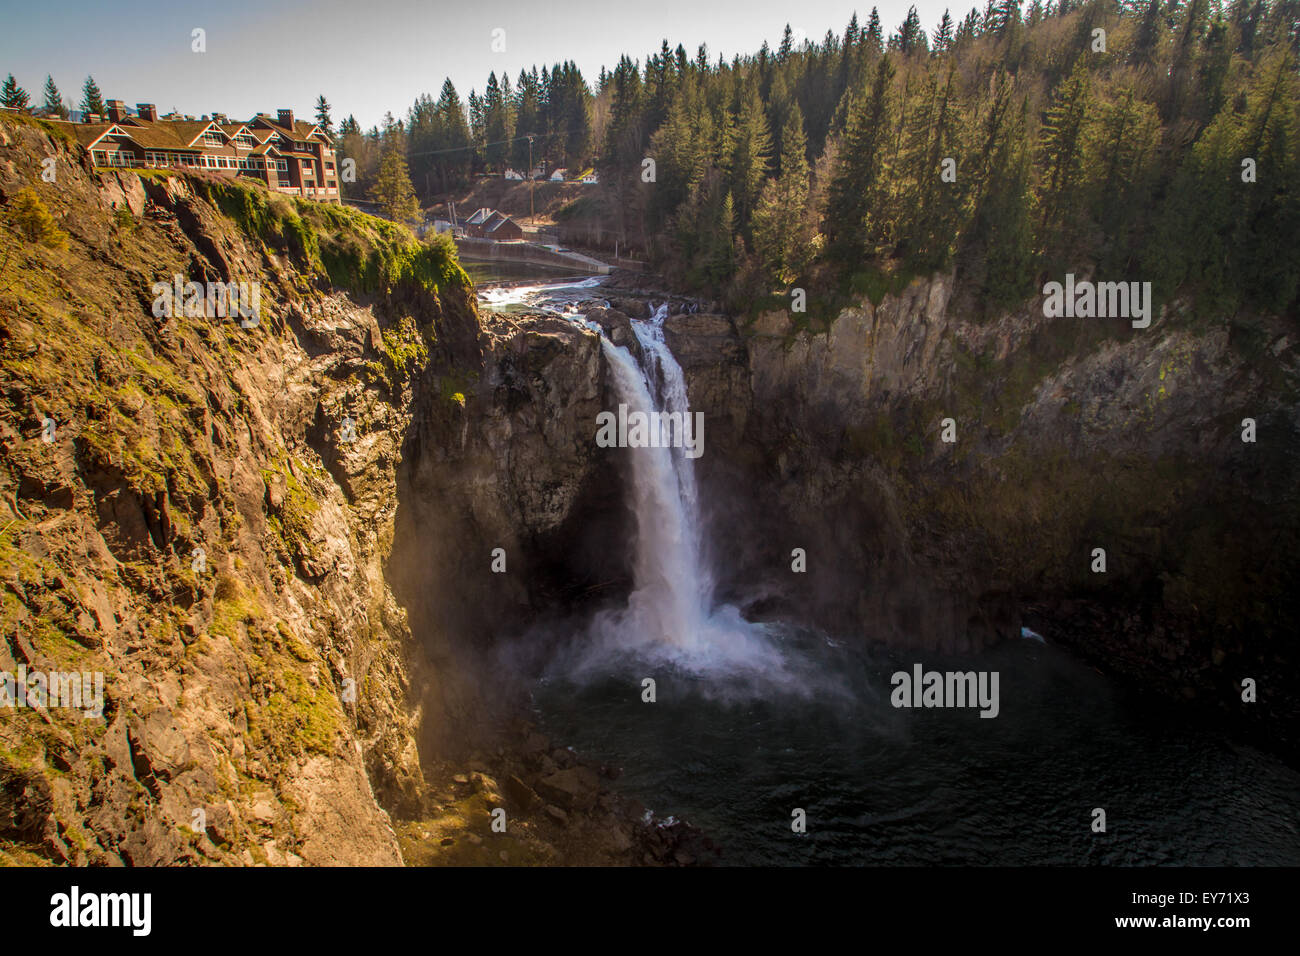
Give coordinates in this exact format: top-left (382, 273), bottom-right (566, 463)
top-left (2, 0), bottom-right (961, 129)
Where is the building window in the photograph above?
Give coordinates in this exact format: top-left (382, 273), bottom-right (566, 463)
top-left (203, 132), bottom-right (223, 146)
top-left (325, 162), bottom-right (335, 172)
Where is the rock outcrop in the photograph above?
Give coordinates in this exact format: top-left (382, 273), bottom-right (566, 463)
top-left (658, 274), bottom-right (1299, 755)
top-left (0, 117), bottom-right (645, 865)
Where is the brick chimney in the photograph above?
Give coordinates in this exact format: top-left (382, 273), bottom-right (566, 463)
top-left (212, 112), bottom-right (228, 124)
top-left (106, 100), bottom-right (126, 122)
top-left (135, 103), bottom-right (157, 122)
top-left (276, 109), bottom-right (294, 128)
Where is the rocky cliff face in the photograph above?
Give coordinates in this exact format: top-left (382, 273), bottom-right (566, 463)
top-left (0, 118), bottom-right (660, 865)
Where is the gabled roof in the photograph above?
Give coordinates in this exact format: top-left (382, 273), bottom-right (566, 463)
top-left (65, 122), bottom-right (117, 148)
top-left (251, 116), bottom-right (328, 143)
top-left (464, 208), bottom-right (493, 225)
top-left (111, 119), bottom-right (219, 150)
top-left (485, 214), bottom-right (519, 234)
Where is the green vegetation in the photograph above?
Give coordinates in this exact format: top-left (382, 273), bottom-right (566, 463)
top-left (588, 1), bottom-right (1300, 315)
top-left (363, 315), bottom-right (431, 391)
top-left (0, 110), bottom-right (75, 147)
top-left (248, 667), bottom-right (341, 757)
top-left (79, 75), bottom-right (104, 118)
top-left (259, 458), bottom-right (321, 555)
top-left (193, 178), bottom-right (468, 298)
top-left (371, 119), bottom-right (421, 225)
top-left (1, 74), bottom-right (30, 111)
top-left (210, 573), bottom-right (264, 646)
top-left (8, 187), bottom-right (68, 249)
top-left (439, 368), bottom-right (478, 406)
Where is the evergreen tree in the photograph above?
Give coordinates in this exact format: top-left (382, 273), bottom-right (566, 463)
top-left (956, 8), bottom-right (981, 44)
top-left (42, 76), bottom-right (67, 118)
top-left (8, 187), bottom-right (67, 248)
top-left (337, 116), bottom-right (378, 197)
top-left (892, 6), bottom-right (926, 54)
top-left (898, 66), bottom-right (967, 270)
top-left (752, 103), bottom-right (812, 283)
top-left (988, 0), bottom-right (1023, 39)
top-left (483, 72), bottom-right (511, 171)
top-left (467, 90), bottom-right (485, 152)
top-left (933, 11), bottom-right (956, 55)
top-left (728, 86), bottom-right (773, 236)
top-left (1037, 62), bottom-right (1094, 257)
top-left (866, 8), bottom-right (885, 53)
top-left (779, 24), bottom-right (795, 61)
top-left (824, 56), bottom-right (897, 265)
top-left (2, 75), bottom-right (30, 111)
top-left (511, 69), bottom-right (542, 169)
top-left (435, 79), bottom-right (473, 187)
top-left (845, 12), bottom-right (862, 49)
top-left (314, 95), bottom-right (334, 141)
top-left (958, 71), bottom-right (1035, 306)
top-left (372, 117), bottom-right (421, 225)
top-left (80, 76), bottom-right (104, 117)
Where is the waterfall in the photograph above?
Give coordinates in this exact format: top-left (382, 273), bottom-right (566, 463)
top-left (579, 304), bottom-right (794, 683)
top-left (596, 305), bottom-right (713, 651)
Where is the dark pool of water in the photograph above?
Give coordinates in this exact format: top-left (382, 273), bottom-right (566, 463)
top-left (532, 632), bottom-right (1300, 865)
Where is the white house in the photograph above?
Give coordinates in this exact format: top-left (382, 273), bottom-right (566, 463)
top-left (504, 168), bottom-right (524, 181)
top-left (549, 168), bottom-right (567, 182)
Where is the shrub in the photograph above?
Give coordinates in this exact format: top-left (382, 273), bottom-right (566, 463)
top-left (8, 187), bottom-right (67, 249)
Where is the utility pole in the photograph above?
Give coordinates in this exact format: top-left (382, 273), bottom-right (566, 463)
top-left (527, 134), bottom-right (535, 226)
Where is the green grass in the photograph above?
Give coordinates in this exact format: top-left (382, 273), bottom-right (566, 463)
top-left (192, 178), bottom-right (469, 298)
top-left (0, 111), bottom-right (76, 147)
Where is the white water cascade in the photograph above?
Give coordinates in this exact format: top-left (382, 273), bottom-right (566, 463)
top-left (597, 306), bottom-right (713, 649)
top-left (481, 280), bottom-right (816, 690)
top-left (576, 304), bottom-right (794, 683)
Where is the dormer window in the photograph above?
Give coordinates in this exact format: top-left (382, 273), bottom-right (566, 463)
top-left (203, 131), bottom-right (224, 146)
